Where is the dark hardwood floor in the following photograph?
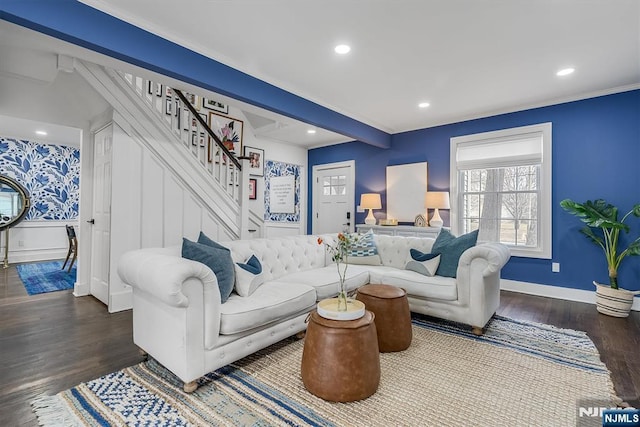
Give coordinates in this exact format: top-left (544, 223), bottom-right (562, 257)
top-left (1, 263), bottom-right (638, 426)
top-left (0, 264), bottom-right (144, 426)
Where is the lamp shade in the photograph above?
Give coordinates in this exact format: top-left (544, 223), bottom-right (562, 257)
top-left (360, 193), bottom-right (382, 209)
top-left (424, 191), bottom-right (450, 209)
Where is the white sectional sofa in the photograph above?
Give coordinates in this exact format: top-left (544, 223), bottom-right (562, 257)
top-left (118, 233), bottom-right (510, 391)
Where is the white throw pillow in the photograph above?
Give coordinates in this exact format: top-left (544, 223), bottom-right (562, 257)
top-left (234, 254), bottom-right (265, 297)
top-left (405, 248), bottom-right (441, 277)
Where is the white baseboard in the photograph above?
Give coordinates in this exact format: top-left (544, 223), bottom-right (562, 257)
top-left (73, 280), bottom-right (90, 297)
top-left (109, 287), bottom-right (132, 313)
top-left (91, 282), bottom-right (109, 306)
top-left (9, 249), bottom-right (68, 264)
top-left (501, 279), bottom-right (640, 312)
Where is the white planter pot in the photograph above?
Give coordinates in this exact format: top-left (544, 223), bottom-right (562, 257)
top-left (593, 281), bottom-right (640, 318)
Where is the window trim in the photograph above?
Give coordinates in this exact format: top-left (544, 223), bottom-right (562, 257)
top-left (450, 123), bottom-right (552, 259)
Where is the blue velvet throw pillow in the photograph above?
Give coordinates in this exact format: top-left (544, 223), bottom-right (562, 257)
top-left (237, 254), bottom-right (262, 275)
top-left (430, 229), bottom-right (479, 278)
top-left (410, 248), bottom-right (440, 262)
top-left (198, 231), bottom-right (224, 249)
top-left (182, 236), bottom-right (235, 303)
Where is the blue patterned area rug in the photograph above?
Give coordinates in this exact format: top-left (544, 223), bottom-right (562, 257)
top-left (32, 315), bottom-right (623, 426)
top-left (16, 260), bottom-right (76, 295)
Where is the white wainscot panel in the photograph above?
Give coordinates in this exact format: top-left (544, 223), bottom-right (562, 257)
top-left (3, 220), bottom-right (78, 263)
top-left (183, 194), bottom-right (202, 241)
top-left (163, 175), bottom-right (184, 247)
top-left (141, 150), bottom-right (164, 248)
top-left (202, 211), bottom-right (220, 241)
top-left (264, 222), bottom-right (303, 238)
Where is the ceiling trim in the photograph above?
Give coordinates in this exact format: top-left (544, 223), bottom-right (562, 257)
top-left (0, 0), bottom-right (391, 149)
top-left (398, 84), bottom-right (640, 136)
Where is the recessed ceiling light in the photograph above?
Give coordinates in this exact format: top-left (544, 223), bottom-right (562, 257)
top-left (35, 130), bottom-right (47, 136)
top-left (307, 129), bottom-right (317, 134)
top-left (418, 102), bottom-right (430, 108)
top-left (556, 68), bottom-right (575, 76)
top-left (334, 44), bottom-right (351, 55)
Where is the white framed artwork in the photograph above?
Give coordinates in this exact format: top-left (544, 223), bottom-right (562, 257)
top-left (386, 162), bottom-right (428, 222)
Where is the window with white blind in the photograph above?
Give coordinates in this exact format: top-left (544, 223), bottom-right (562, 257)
top-left (450, 123), bottom-right (552, 259)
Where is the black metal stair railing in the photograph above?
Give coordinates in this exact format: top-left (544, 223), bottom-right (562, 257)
top-left (119, 72), bottom-right (243, 203)
top-left (117, 70), bottom-right (261, 238)
top-left (172, 89), bottom-right (241, 171)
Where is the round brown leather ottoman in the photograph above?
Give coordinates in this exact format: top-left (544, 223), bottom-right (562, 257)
top-left (356, 284), bottom-right (412, 352)
top-left (301, 310), bottom-right (380, 402)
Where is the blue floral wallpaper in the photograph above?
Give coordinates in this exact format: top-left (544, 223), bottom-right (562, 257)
top-left (264, 160), bottom-right (300, 222)
top-left (0, 137), bottom-right (80, 220)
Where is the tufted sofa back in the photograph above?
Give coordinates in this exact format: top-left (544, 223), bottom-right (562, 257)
top-left (224, 235), bottom-right (327, 282)
top-left (375, 234), bottom-right (435, 269)
top-left (223, 234), bottom-right (438, 280)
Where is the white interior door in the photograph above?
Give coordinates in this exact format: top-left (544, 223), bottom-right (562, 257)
top-left (312, 161), bottom-right (355, 234)
top-left (90, 125), bottom-right (113, 305)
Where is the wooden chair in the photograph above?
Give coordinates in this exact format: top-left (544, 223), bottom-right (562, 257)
top-left (62, 225), bottom-right (77, 273)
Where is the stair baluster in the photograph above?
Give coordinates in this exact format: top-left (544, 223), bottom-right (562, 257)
top-left (119, 73), bottom-right (243, 206)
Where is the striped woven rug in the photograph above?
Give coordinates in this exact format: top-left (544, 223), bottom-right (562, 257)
top-left (33, 315), bottom-right (622, 426)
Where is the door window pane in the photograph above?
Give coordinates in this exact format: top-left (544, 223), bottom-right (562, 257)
top-left (323, 175), bottom-right (347, 197)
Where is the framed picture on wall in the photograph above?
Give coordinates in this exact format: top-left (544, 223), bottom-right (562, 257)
top-left (186, 113), bottom-right (208, 132)
top-left (207, 139), bottom-right (215, 163)
top-left (202, 98), bottom-right (229, 114)
top-left (147, 81), bottom-right (162, 96)
top-left (208, 112), bottom-right (243, 156)
top-left (249, 178), bottom-right (257, 200)
top-left (182, 109), bottom-right (190, 131)
top-left (186, 93), bottom-right (200, 110)
top-left (243, 146), bottom-right (264, 177)
top-left (192, 131), bottom-right (205, 147)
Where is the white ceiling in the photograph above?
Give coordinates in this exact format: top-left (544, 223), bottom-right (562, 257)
top-left (0, 20), bottom-right (349, 148)
top-left (78, 0), bottom-right (640, 135)
top-left (0, 22), bottom-right (108, 147)
top-left (0, 115), bottom-right (82, 147)
top-left (1, 1), bottom-right (638, 149)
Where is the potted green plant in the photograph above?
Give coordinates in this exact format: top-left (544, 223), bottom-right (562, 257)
top-left (560, 199), bottom-right (640, 317)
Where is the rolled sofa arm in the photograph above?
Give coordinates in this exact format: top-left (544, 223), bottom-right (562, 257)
top-left (118, 248), bottom-right (220, 308)
top-left (458, 242), bottom-right (511, 277)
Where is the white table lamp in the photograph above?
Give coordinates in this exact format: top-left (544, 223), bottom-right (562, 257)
top-left (360, 193), bottom-right (382, 225)
top-left (425, 191), bottom-right (450, 228)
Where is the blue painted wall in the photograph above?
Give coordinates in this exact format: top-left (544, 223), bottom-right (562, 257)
top-left (309, 90), bottom-right (640, 292)
top-left (2, 3), bottom-right (638, 292)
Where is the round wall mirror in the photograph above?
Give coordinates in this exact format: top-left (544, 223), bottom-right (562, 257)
top-left (0, 175), bottom-right (30, 231)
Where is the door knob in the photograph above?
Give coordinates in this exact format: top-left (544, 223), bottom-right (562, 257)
top-left (87, 219), bottom-right (95, 224)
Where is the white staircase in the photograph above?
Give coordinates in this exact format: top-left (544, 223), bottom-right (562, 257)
top-left (75, 60), bottom-right (256, 239)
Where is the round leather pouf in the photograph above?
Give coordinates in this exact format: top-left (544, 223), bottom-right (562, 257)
top-left (301, 310), bottom-right (380, 402)
top-left (356, 284), bottom-right (412, 352)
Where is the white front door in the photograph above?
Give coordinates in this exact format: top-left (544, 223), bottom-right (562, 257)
top-left (89, 125), bottom-right (113, 305)
top-left (312, 161), bottom-right (355, 234)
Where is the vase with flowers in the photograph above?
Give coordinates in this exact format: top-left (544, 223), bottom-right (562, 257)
top-left (317, 233), bottom-right (366, 319)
